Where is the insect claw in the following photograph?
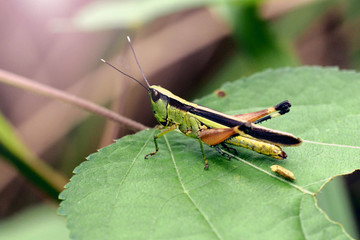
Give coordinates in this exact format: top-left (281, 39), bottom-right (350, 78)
top-left (204, 162), bottom-right (209, 170)
top-left (144, 151), bottom-right (158, 159)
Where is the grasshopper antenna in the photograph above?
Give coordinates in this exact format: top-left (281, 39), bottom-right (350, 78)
top-left (100, 59), bottom-right (149, 91)
top-left (127, 36), bottom-right (151, 88)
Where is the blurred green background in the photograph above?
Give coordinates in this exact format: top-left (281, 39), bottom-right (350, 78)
top-left (0, 0), bottom-right (359, 239)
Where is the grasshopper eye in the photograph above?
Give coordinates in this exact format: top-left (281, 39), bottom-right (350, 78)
top-left (150, 89), bottom-right (160, 102)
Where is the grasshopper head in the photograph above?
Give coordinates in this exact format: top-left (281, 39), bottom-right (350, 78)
top-left (149, 86), bottom-right (170, 125)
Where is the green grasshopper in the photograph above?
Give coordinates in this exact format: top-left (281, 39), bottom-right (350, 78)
top-left (102, 37), bottom-right (302, 169)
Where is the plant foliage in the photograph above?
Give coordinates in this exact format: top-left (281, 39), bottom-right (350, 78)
top-left (59, 67), bottom-right (359, 239)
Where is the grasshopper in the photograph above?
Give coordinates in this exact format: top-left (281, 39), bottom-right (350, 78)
top-left (102, 37), bottom-right (302, 169)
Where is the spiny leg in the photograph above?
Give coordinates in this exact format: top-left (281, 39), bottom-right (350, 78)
top-left (253, 101), bottom-right (291, 124)
top-left (145, 124), bottom-right (177, 159)
top-left (213, 145), bottom-right (232, 160)
top-left (234, 100), bottom-right (291, 124)
top-left (198, 127), bottom-right (238, 160)
top-left (275, 100), bottom-right (292, 115)
top-left (198, 139), bottom-right (209, 170)
top-left (220, 142), bottom-right (238, 155)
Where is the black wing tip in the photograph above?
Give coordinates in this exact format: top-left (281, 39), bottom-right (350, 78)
top-left (283, 136), bottom-right (302, 146)
top-left (239, 123), bottom-right (303, 146)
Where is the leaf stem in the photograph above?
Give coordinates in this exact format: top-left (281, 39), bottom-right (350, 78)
top-left (0, 69), bottom-right (149, 131)
top-left (0, 68), bottom-right (149, 201)
top-left (0, 113), bottom-right (68, 201)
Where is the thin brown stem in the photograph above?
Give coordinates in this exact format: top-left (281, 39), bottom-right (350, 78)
top-left (0, 69), bottom-right (149, 131)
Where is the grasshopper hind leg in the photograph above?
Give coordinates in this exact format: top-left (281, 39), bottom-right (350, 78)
top-left (213, 145), bottom-right (232, 160)
top-left (199, 142), bottom-right (236, 170)
top-left (253, 101), bottom-right (291, 124)
top-left (220, 142), bottom-right (238, 156)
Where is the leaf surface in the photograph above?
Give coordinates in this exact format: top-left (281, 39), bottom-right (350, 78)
top-left (59, 67), bottom-right (359, 239)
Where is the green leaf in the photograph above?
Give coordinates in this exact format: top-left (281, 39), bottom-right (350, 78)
top-left (59, 67), bottom-right (359, 239)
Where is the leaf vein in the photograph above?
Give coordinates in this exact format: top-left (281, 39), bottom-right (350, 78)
top-left (227, 151), bottom-right (315, 195)
top-left (105, 130), bottom-right (155, 234)
top-left (164, 135), bottom-right (224, 240)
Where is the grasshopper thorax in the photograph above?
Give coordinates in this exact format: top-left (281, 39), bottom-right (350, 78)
top-left (148, 86), bottom-right (170, 125)
top-left (148, 85), bottom-right (199, 126)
